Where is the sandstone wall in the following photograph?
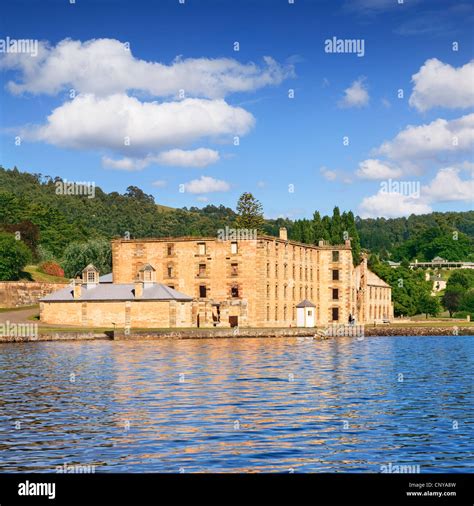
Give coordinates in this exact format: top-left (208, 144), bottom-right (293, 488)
top-left (0, 282), bottom-right (68, 308)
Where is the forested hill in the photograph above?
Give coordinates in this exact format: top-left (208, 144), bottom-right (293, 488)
top-left (0, 166), bottom-right (473, 262)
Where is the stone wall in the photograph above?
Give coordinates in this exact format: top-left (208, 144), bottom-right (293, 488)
top-left (0, 282), bottom-right (68, 308)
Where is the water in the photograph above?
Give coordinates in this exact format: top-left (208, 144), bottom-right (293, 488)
top-left (0, 336), bottom-right (472, 473)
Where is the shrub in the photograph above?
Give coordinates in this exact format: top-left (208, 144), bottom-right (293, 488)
top-left (39, 261), bottom-right (65, 278)
top-left (0, 232), bottom-right (32, 280)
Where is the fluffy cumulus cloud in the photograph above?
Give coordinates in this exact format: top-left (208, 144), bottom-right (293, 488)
top-left (359, 191), bottom-right (432, 218)
top-left (422, 167), bottom-right (474, 203)
top-left (338, 77), bottom-right (369, 108)
top-left (25, 94), bottom-right (254, 154)
top-left (359, 166), bottom-right (473, 217)
top-left (182, 176), bottom-right (230, 194)
top-left (356, 159), bottom-right (402, 179)
top-left (409, 59), bottom-right (474, 112)
top-left (103, 148), bottom-right (220, 171)
top-left (1, 38), bottom-right (293, 169)
top-left (0, 38), bottom-right (294, 98)
top-left (320, 166), bottom-right (337, 181)
top-left (375, 113), bottom-right (474, 161)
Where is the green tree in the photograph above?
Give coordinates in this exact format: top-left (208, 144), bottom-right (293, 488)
top-left (447, 271), bottom-right (470, 290)
top-left (235, 193), bottom-right (265, 232)
top-left (442, 286), bottom-right (464, 317)
top-left (62, 239), bottom-right (112, 278)
top-left (330, 206), bottom-right (343, 243)
top-left (418, 293), bottom-right (441, 319)
top-left (312, 211), bottom-right (329, 243)
top-left (0, 232), bottom-right (32, 280)
top-left (459, 289), bottom-right (474, 316)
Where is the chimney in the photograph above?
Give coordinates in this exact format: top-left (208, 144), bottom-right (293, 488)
top-left (279, 227), bottom-right (288, 241)
top-left (318, 240), bottom-right (324, 247)
top-left (345, 239), bottom-right (351, 247)
top-left (134, 281), bottom-right (143, 298)
top-left (73, 279), bottom-right (82, 299)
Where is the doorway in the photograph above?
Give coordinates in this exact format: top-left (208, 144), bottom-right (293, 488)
top-left (229, 316), bottom-right (238, 327)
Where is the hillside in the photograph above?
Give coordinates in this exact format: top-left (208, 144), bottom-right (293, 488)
top-left (1, 166), bottom-right (473, 263)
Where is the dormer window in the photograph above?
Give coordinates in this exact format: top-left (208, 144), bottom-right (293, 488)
top-left (82, 264), bottom-right (99, 285)
top-left (138, 263), bottom-right (156, 283)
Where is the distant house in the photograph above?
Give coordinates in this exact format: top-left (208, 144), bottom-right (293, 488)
top-left (387, 258), bottom-right (474, 270)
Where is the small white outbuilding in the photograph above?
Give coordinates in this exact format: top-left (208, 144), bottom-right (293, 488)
top-left (296, 299), bottom-right (316, 327)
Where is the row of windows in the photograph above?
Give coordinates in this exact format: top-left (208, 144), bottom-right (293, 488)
top-left (264, 285), bottom-right (340, 301)
top-left (369, 286), bottom-right (390, 300)
top-left (266, 263), bottom-right (340, 282)
top-left (165, 241), bottom-right (240, 257)
top-left (165, 262), bottom-right (239, 278)
top-left (265, 242), bottom-right (341, 262)
top-left (369, 305), bottom-right (390, 319)
top-left (197, 285), bottom-right (240, 298)
top-left (266, 284), bottom-right (316, 300)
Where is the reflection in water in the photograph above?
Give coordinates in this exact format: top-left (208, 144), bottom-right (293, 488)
top-left (0, 336), bottom-right (472, 472)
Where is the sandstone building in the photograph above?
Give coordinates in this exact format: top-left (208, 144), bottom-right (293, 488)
top-left (40, 228), bottom-right (393, 328)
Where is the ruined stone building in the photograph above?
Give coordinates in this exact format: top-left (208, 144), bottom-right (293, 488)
top-left (41, 228), bottom-right (393, 328)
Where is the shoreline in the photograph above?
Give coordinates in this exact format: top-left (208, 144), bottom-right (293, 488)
top-left (0, 325), bottom-right (472, 342)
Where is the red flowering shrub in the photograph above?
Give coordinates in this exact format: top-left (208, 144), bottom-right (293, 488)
top-left (39, 261), bottom-right (65, 278)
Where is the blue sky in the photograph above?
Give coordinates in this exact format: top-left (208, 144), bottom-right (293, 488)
top-left (0, 0), bottom-right (473, 219)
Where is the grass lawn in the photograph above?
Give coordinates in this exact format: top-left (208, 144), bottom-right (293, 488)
top-left (22, 265), bottom-right (69, 283)
top-left (0, 305), bottom-right (39, 313)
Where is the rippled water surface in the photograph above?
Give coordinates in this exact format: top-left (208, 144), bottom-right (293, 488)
top-left (0, 336), bottom-right (472, 472)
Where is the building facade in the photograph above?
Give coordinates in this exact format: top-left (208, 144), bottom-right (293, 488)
top-left (40, 264), bottom-right (194, 328)
top-left (108, 228), bottom-right (393, 328)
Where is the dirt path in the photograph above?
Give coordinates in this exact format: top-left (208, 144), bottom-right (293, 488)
top-left (0, 307), bottom-right (39, 324)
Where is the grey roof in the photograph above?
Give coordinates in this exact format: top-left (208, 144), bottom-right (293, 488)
top-left (139, 263), bottom-right (156, 272)
top-left (41, 282), bottom-right (193, 302)
top-left (99, 273), bottom-right (113, 283)
top-left (296, 299), bottom-right (316, 308)
top-left (82, 263), bottom-right (99, 272)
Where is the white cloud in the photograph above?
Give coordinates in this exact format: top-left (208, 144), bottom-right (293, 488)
top-left (25, 94), bottom-right (254, 155)
top-left (320, 166), bottom-right (338, 181)
top-left (151, 180), bottom-right (167, 188)
top-left (376, 113), bottom-right (474, 161)
top-left (409, 58), bottom-right (474, 112)
top-left (359, 191), bottom-right (432, 218)
top-left (0, 38), bottom-right (294, 98)
top-left (182, 176), bottom-right (230, 194)
top-left (422, 167), bottom-right (474, 203)
top-left (103, 148), bottom-right (220, 170)
top-left (156, 148), bottom-right (219, 167)
top-left (359, 166), bottom-right (473, 217)
top-left (338, 77), bottom-right (369, 108)
top-left (102, 156), bottom-right (147, 171)
top-left (356, 158), bottom-right (402, 179)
